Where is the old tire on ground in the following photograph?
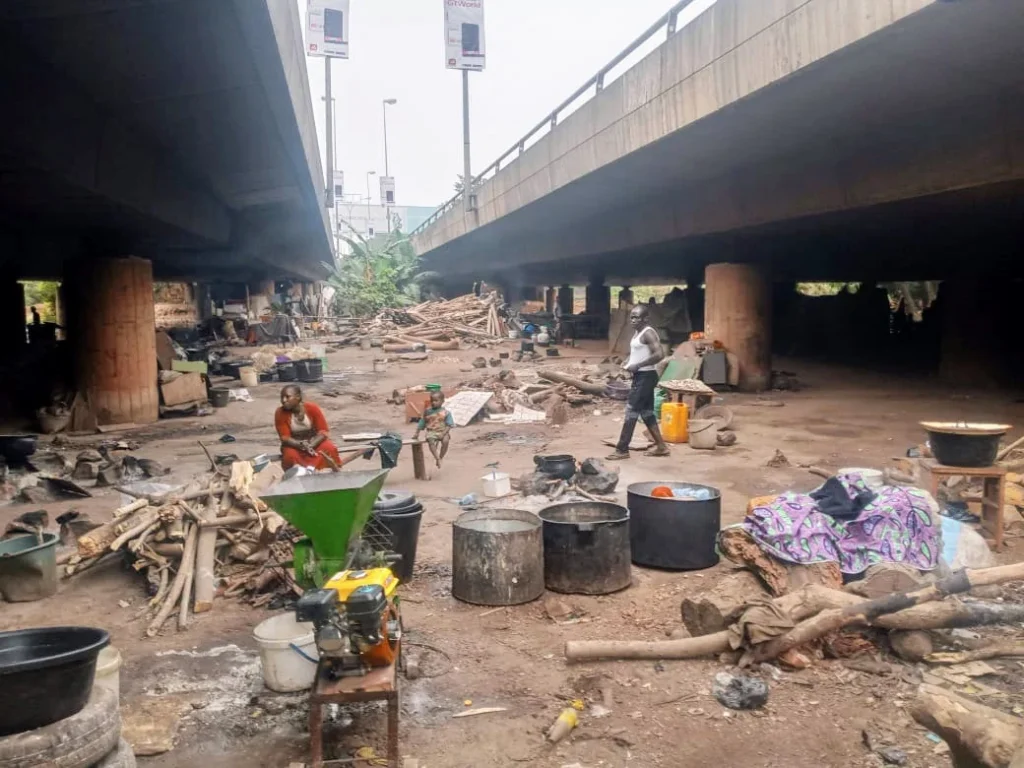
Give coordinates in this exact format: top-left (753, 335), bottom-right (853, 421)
top-left (0, 687), bottom-right (120, 768)
top-left (92, 739), bottom-right (136, 768)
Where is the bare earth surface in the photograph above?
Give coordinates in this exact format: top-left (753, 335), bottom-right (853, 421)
top-left (3, 342), bottom-right (1023, 768)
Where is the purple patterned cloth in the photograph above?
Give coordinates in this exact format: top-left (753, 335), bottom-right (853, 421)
top-left (741, 473), bottom-right (940, 574)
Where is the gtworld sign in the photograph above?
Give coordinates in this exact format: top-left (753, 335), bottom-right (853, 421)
top-left (307, 0), bottom-right (350, 59)
top-left (444, 0), bottom-right (485, 71)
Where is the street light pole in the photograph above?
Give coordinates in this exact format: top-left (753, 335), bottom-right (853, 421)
top-left (365, 171), bottom-right (376, 236)
top-left (325, 57), bottom-right (334, 208)
top-left (462, 70), bottom-right (473, 214)
top-left (382, 98), bottom-right (397, 232)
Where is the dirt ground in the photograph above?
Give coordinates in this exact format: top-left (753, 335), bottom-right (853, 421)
top-left (3, 342), bottom-right (1024, 768)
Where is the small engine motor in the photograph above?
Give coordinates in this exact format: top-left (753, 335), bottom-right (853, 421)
top-left (295, 568), bottom-right (401, 678)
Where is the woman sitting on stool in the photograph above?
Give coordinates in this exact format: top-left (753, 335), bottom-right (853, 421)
top-left (275, 384), bottom-right (342, 470)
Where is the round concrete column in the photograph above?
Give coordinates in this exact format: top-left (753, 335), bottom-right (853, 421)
top-left (66, 257), bottom-right (159, 424)
top-left (0, 273), bottom-right (26, 348)
top-left (705, 263), bottom-right (772, 391)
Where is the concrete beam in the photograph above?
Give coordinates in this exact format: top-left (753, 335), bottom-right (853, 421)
top-left (0, 36), bottom-right (231, 245)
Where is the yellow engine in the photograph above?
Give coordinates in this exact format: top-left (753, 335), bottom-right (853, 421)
top-left (295, 568), bottom-right (401, 677)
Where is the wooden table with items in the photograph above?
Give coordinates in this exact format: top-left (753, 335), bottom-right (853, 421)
top-left (920, 459), bottom-right (1006, 551)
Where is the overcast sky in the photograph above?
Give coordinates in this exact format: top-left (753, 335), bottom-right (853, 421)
top-left (298, 0), bottom-right (717, 208)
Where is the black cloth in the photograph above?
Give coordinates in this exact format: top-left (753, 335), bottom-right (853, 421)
top-left (810, 477), bottom-right (876, 520)
top-left (626, 370), bottom-right (658, 417)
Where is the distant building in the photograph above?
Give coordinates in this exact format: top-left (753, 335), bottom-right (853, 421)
top-left (332, 197), bottom-right (437, 249)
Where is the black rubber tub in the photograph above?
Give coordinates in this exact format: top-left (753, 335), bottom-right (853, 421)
top-left (539, 502), bottom-right (631, 595)
top-left (371, 491), bottom-right (423, 584)
top-left (921, 422), bottom-right (1010, 468)
top-left (627, 482), bottom-right (721, 570)
top-left (277, 361), bottom-right (297, 382)
top-left (295, 359), bottom-right (324, 383)
top-left (0, 626), bottom-right (109, 736)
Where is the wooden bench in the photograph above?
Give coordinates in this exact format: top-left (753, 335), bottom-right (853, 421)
top-left (339, 438), bottom-right (428, 481)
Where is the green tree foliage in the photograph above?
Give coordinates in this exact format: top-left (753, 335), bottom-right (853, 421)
top-left (326, 227), bottom-right (436, 316)
top-left (22, 281), bottom-right (59, 322)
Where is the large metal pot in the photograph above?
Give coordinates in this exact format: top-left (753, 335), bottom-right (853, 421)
top-left (533, 454), bottom-right (576, 480)
top-left (627, 481), bottom-right (721, 570)
top-left (921, 422), bottom-right (1010, 467)
top-left (452, 509), bottom-right (543, 606)
top-left (539, 502), bottom-right (631, 595)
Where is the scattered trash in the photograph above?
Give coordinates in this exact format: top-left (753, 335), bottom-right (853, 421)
top-left (711, 672), bottom-right (769, 710)
top-left (219, 434), bottom-right (237, 443)
top-left (766, 449), bottom-right (791, 468)
top-left (228, 389), bottom-right (253, 403)
top-left (863, 731), bottom-right (908, 766)
top-left (452, 707), bottom-right (508, 718)
top-left (546, 708), bottom-right (579, 743)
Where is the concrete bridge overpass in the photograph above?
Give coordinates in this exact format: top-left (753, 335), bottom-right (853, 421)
top-left (413, 0), bottom-right (1024, 389)
top-left (0, 0), bottom-right (332, 424)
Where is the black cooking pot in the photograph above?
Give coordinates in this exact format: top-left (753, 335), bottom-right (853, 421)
top-left (539, 502), bottom-right (631, 595)
top-left (534, 454), bottom-right (576, 480)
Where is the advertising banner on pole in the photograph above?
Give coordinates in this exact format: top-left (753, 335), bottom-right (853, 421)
top-left (332, 171), bottom-right (345, 201)
top-left (306, 0), bottom-right (350, 59)
top-left (444, 0), bottom-right (485, 71)
top-left (379, 176), bottom-right (396, 206)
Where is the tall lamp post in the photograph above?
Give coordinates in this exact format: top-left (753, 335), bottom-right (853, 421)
top-left (365, 171), bottom-right (376, 236)
top-left (382, 98), bottom-right (397, 232)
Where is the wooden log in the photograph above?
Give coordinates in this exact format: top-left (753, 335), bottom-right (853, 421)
top-left (745, 561), bottom-right (1024, 664)
top-left (147, 523), bottom-right (197, 637)
top-left (193, 497), bottom-right (218, 614)
top-left (78, 505), bottom-right (155, 558)
top-left (566, 585), bottom-right (1024, 662)
top-left (198, 513), bottom-right (257, 529)
top-left (910, 684), bottom-right (1022, 768)
top-left (927, 642), bottom-right (1024, 665)
top-left (537, 369), bottom-right (606, 396)
top-left (109, 511), bottom-right (160, 552)
top-left (177, 525), bottom-right (200, 631)
top-left (681, 570), bottom-right (768, 636)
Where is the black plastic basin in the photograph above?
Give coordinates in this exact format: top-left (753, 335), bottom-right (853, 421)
top-left (0, 627), bottom-right (109, 736)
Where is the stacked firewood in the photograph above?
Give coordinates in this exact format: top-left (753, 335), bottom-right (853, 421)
top-left (65, 460), bottom-right (298, 636)
top-left (335, 293), bottom-right (509, 348)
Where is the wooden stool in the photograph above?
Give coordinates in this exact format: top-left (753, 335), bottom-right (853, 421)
top-left (309, 659), bottom-right (400, 768)
top-left (920, 459), bottom-right (1006, 551)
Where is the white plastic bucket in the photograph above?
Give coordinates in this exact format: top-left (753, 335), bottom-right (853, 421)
top-left (253, 613), bottom-right (319, 693)
top-left (839, 467), bottom-right (884, 490)
top-left (239, 366), bottom-right (258, 388)
top-left (93, 646), bottom-right (122, 701)
top-left (688, 419), bottom-right (718, 450)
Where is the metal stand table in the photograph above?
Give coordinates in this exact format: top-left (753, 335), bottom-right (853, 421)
top-left (921, 459), bottom-right (1006, 551)
top-left (309, 657), bottom-right (400, 768)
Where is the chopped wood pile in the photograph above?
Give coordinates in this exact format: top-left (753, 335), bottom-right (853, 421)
top-left (64, 459), bottom-right (298, 636)
top-left (334, 293), bottom-right (508, 348)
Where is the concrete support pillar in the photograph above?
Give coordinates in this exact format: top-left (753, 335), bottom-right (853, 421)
top-left (939, 279), bottom-right (1002, 387)
top-left (687, 268), bottom-right (705, 332)
top-left (66, 257), bottom-right (159, 425)
top-left (557, 285), bottom-right (574, 316)
top-left (544, 287), bottom-right (556, 313)
top-left (585, 280), bottom-right (611, 317)
top-left (195, 283), bottom-right (213, 322)
top-left (0, 273), bottom-right (26, 348)
top-left (705, 263), bottom-right (772, 391)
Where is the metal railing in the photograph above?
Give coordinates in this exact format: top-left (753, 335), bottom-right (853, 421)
top-left (412, 0), bottom-right (700, 237)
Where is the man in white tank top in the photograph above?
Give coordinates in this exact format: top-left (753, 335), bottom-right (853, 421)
top-left (607, 305), bottom-right (671, 459)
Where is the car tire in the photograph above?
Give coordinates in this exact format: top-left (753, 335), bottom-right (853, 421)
top-left (0, 687), bottom-right (120, 768)
top-left (91, 739), bottom-right (135, 768)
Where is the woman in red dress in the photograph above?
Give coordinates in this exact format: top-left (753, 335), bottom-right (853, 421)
top-left (275, 385), bottom-right (342, 471)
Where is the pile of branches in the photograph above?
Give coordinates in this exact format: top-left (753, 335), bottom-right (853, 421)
top-left (336, 293), bottom-right (508, 348)
top-left (65, 459), bottom-right (298, 636)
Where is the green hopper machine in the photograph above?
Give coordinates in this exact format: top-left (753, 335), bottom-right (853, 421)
top-left (259, 468), bottom-right (390, 588)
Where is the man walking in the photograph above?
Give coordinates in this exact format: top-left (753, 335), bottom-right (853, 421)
top-left (607, 305), bottom-right (671, 460)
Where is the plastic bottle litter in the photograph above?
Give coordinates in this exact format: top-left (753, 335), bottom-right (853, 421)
top-left (546, 708), bottom-right (579, 743)
top-left (712, 672), bottom-right (769, 710)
